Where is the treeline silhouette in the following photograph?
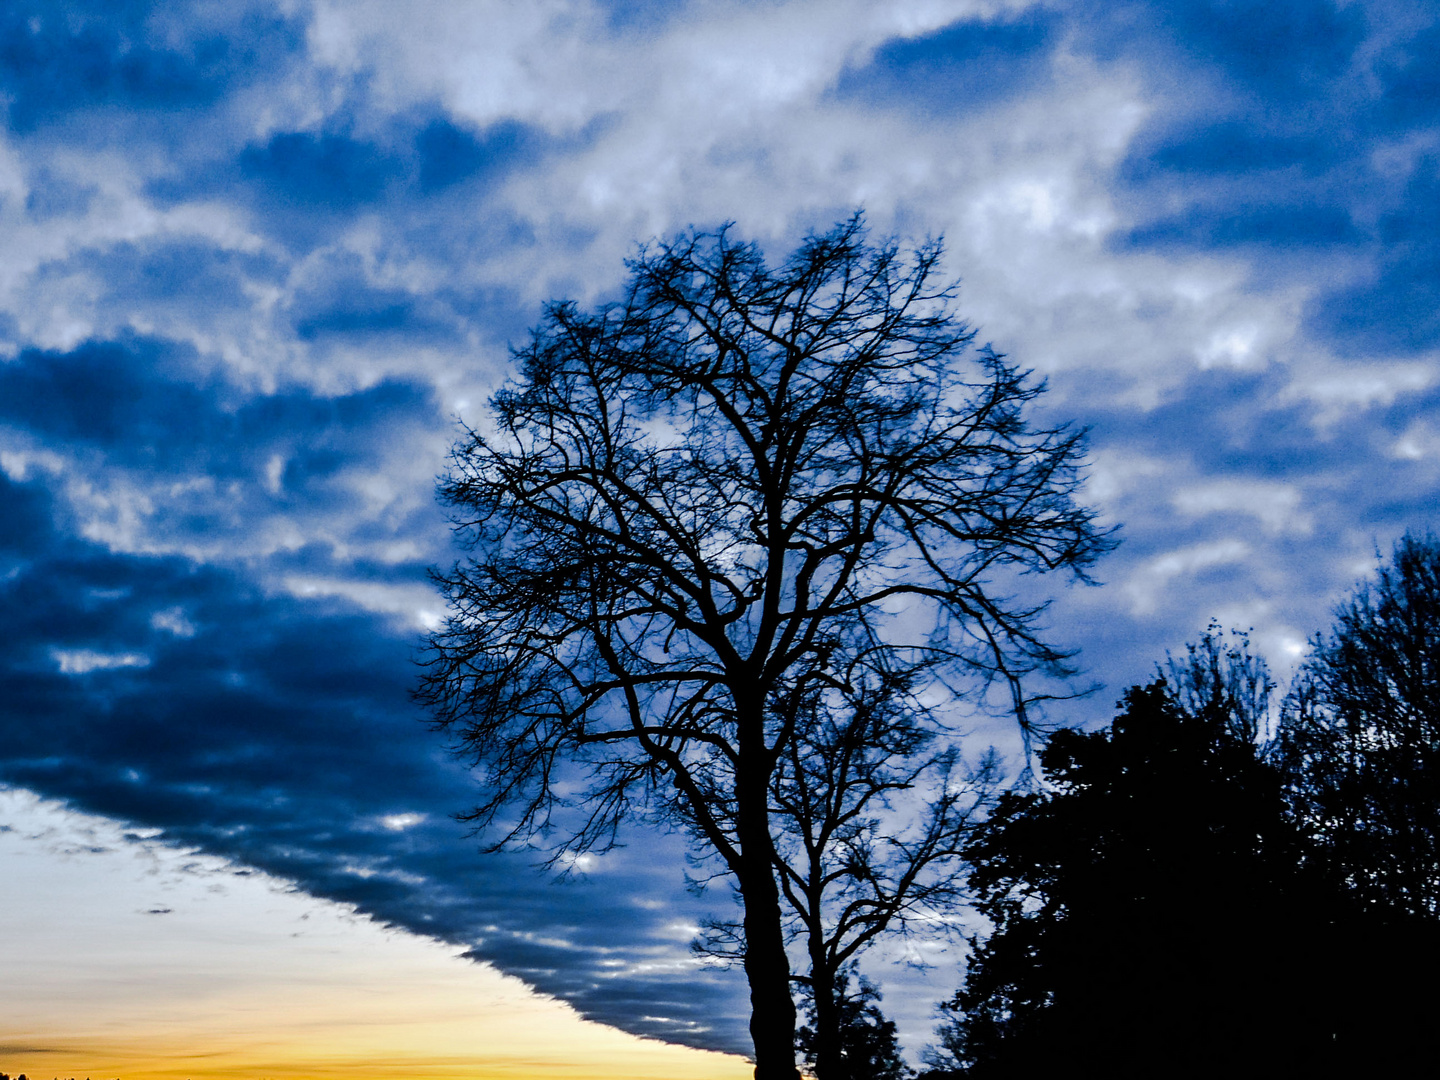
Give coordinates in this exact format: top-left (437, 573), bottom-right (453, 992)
top-left (911, 532), bottom-right (1440, 1078)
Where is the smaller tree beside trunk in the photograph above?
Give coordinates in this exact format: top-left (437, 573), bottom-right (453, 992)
top-left (797, 966), bottom-right (914, 1080)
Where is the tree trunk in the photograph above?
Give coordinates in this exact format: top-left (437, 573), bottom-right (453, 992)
top-left (735, 730), bottom-right (800, 1080)
top-left (739, 863), bottom-right (801, 1080)
top-left (807, 958), bottom-right (843, 1080)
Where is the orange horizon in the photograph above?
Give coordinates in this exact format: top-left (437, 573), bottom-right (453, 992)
top-left (1, 792), bottom-right (750, 1080)
top-left (0, 1036), bottom-right (751, 1080)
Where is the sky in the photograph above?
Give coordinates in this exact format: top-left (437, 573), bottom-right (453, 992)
top-left (0, 790), bottom-right (750, 1080)
top-left (0, 0), bottom-right (1437, 1075)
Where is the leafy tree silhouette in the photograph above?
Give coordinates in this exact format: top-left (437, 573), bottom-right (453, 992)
top-left (1277, 531), bottom-right (1440, 919)
top-left (932, 681), bottom-right (1324, 1077)
top-left (418, 214), bottom-right (1111, 1078)
top-left (927, 623), bottom-right (1440, 1077)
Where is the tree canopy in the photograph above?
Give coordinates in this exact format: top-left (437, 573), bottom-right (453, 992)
top-left (419, 214), bottom-right (1111, 1078)
top-left (929, 678), bottom-right (1327, 1077)
top-left (930, 593), bottom-right (1440, 1077)
top-left (1277, 531), bottom-right (1440, 920)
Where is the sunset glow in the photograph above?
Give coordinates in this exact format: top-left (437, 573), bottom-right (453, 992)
top-left (0, 792), bottom-right (748, 1080)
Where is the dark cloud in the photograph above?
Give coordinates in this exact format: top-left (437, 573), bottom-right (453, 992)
top-left (0, 466), bottom-right (51, 552)
top-left (1134, 124), bottom-right (1336, 179)
top-left (0, 461), bottom-right (751, 1051)
top-left (595, 0), bottom-right (692, 34)
top-left (288, 250), bottom-right (465, 344)
top-left (415, 117), bottom-right (539, 194)
top-left (22, 167), bottom-right (100, 220)
top-left (239, 131), bottom-right (406, 209)
top-left (0, 338), bottom-right (211, 451)
top-left (0, 336), bottom-right (752, 1051)
top-left (142, 110), bottom-right (548, 253)
top-left (54, 239), bottom-right (284, 324)
top-left (1315, 157), bottom-right (1440, 353)
top-left (833, 9), bottom-right (1058, 114)
top-left (1377, 20), bottom-right (1440, 125)
top-left (0, 337), bottom-right (436, 481)
top-left (1158, 0), bottom-right (1366, 98)
top-left (1115, 121), bottom-right (1364, 250)
top-left (1124, 203), bottom-right (1361, 248)
top-left (1089, 1), bottom-right (1440, 352)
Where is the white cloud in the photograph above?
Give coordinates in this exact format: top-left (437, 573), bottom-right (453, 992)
top-left (0, 447), bottom-right (66, 482)
top-left (150, 607), bottom-right (198, 638)
top-left (1392, 420), bottom-right (1440, 461)
top-left (1081, 448), bottom-right (1169, 510)
top-left (557, 849), bottom-right (599, 873)
top-left (1124, 539), bottom-right (1250, 616)
top-left (1171, 480), bottom-right (1312, 536)
top-left (283, 575), bottom-right (445, 630)
top-left (378, 812), bottom-right (426, 831)
top-left (52, 649), bottom-right (152, 675)
top-left (1283, 357), bottom-right (1436, 428)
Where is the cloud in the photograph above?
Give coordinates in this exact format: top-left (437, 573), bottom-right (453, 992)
top-left (378, 812), bottom-right (426, 831)
top-left (52, 648), bottom-right (152, 674)
top-left (1097, 1), bottom-right (1440, 360)
top-left (282, 575), bottom-right (443, 631)
top-left (832, 5), bottom-right (1058, 116)
top-left (0, 469), bottom-right (750, 1050)
top-left (1283, 357), bottom-right (1436, 426)
top-left (239, 131), bottom-right (404, 208)
top-left (1170, 479), bottom-right (1311, 537)
top-left (0, 335), bottom-right (450, 564)
top-left (1124, 539), bottom-right (1252, 616)
top-left (150, 606), bottom-right (196, 636)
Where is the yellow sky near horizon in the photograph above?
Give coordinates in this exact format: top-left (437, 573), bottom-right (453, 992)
top-left (0, 789), bottom-right (752, 1080)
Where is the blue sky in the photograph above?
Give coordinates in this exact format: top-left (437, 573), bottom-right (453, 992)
top-left (1, 0), bottom-right (1438, 1066)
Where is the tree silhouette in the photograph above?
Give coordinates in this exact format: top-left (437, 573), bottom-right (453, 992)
top-left (928, 672), bottom-right (1339, 1077)
top-left (930, 622), bottom-right (1440, 1077)
top-left (1277, 531), bottom-right (1440, 919)
top-left (695, 673), bottom-right (1003, 1080)
top-left (418, 214), bottom-right (1111, 1078)
top-left (796, 966), bottom-right (913, 1080)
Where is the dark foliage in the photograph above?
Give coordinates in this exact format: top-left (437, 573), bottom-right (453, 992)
top-left (934, 682), bottom-right (1334, 1077)
top-left (418, 214), bottom-right (1111, 1078)
top-left (930, 616), bottom-right (1440, 1076)
top-left (1277, 531), bottom-right (1440, 919)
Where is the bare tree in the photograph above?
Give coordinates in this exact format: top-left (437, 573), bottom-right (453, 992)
top-left (1161, 621), bottom-right (1275, 745)
top-left (418, 214), bottom-right (1112, 1079)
